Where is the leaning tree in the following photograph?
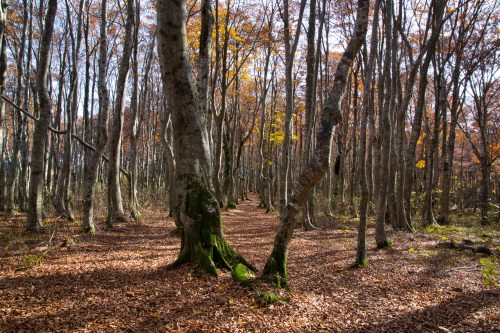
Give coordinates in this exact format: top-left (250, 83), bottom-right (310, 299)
top-left (262, 0), bottom-right (370, 287)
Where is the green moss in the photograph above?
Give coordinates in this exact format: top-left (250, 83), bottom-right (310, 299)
top-left (198, 249), bottom-right (217, 276)
top-left (174, 177), bottom-right (256, 276)
top-left (255, 290), bottom-right (290, 306)
top-left (15, 255), bottom-right (44, 272)
top-left (232, 263), bottom-right (253, 284)
top-left (227, 202), bottom-right (237, 209)
top-left (266, 207), bottom-right (277, 214)
top-left (263, 252), bottom-right (288, 289)
top-left (355, 258), bottom-right (368, 267)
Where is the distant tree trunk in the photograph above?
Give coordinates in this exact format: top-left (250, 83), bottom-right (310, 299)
top-left (107, 0), bottom-right (135, 227)
top-left (374, 0), bottom-right (393, 248)
top-left (438, 42), bottom-right (463, 225)
top-left (129, 0), bottom-right (142, 221)
top-left (54, 0), bottom-right (85, 221)
top-left (403, 0), bottom-right (446, 227)
top-left (356, 0), bottom-right (380, 266)
top-left (27, 0), bottom-right (58, 231)
top-left (82, 0), bottom-right (109, 234)
top-left (0, 0), bottom-right (6, 179)
top-left (160, 107), bottom-right (176, 219)
top-left (157, 0), bottom-right (254, 274)
top-left (263, 0), bottom-right (369, 286)
top-left (6, 0), bottom-right (28, 214)
top-left (257, 14), bottom-right (273, 212)
top-left (279, 0), bottom-right (306, 212)
top-left (302, 0), bottom-right (318, 230)
top-left (349, 64), bottom-right (360, 217)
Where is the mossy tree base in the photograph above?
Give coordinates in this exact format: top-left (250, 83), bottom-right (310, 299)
top-left (169, 177), bottom-right (256, 276)
top-left (262, 249), bottom-right (288, 289)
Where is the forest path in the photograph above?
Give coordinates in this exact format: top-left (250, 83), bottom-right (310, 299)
top-left (0, 193), bottom-right (498, 332)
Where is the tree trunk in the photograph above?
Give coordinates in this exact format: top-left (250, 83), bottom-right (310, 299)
top-left (27, 0), bottom-right (58, 231)
top-left (82, 0), bottom-right (109, 234)
top-left (263, 0), bottom-right (369, 286)
top-left (129, 0), bottom-right (143, 221)
top-left (279, 0), bottom-right (306, 212)
top-left (107, 0), bottom-right (136, 227)
top-left (157, 0), bottom-right (254, 275)
top-left (0, 0), bottom-right (6, 182)
top-left (356, 0), bottom-right (380, 265)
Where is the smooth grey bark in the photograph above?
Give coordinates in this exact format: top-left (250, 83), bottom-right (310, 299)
top-left (356, 0), bottom-right (380, 265)
top-left (160, 107), bottom-right (176, 219)
top-left (0, 0), bottom-right (6, 178)
top-left (6, 0), bottom-right (28, 214)
top-left (54, 0), bottom-right (85, 221)
top-left (212, 2), bottom-right (230, 205)
top-left (107, 0), bottom-right (136, 227)
top-left (263, 0), bottom-right (369, 286)
top-left (157, 0), bottom-right (254, 274)
top-left (129, 0), bottom-right (142, 221)
top-left (257, 11), bottom-right (274, 212)
top-left (279, 0), bottom-right (307, 212)
top-left (82, 0), bottom-right (109, 234)
top-left (27, 0), bottom-right (58, 231)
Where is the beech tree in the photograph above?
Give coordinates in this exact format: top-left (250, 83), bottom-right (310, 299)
top-left (262, 0), bottom-right (369, 286)
top-left (157, 0), bottom-right (255, 274)
top-left (26, 0), bottom-right (58, 231)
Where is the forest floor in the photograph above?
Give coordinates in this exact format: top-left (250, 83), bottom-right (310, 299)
top-left (0, 194), bottom-right (499, 333)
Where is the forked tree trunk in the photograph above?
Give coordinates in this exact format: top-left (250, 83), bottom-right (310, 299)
top-left (262, 0), bottom-right (369, 287)
top-left (157, 0), bottom-right (254, 275)
top-left (26, 0), bottom-right (57, 231)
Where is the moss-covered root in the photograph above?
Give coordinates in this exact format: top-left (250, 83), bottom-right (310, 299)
top-left (232, 263), bottom-right (254, 285)
top-left (262, 252), bottom-right (288, 289)
top-left (255, 290), bottom-right (290, 306)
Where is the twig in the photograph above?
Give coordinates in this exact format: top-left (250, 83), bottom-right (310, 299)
top-left (444, 264), bottom-right (480, 273)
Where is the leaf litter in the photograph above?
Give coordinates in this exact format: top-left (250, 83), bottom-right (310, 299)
top-left (0, 194), bottom-right (498, 332)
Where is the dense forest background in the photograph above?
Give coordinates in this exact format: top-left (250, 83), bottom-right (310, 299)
top-left (0, 0), bottom-right (499, 331)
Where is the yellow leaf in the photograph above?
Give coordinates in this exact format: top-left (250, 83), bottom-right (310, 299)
top-left (408, 247), bottom-right (415, 253)
top-left (416, 160), bottom-right (426, 169)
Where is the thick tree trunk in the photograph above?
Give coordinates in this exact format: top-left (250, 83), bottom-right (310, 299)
top-left (157, 0), bottom-right (254, 274)
top-left (26, 0), bottom-right (57, 231)
top-left (263, 0), bottom-right (369, 286)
